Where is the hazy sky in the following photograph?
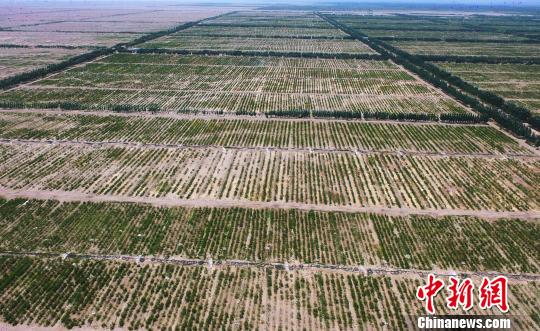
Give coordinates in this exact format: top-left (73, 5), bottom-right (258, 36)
top-left (1, 0), bottom-right (538, 6)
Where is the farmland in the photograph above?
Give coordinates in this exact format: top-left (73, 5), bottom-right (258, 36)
top-left (360, 29), bottom-right (528, 41)
top-left (2, 256), bottom-right (538, 330)
top-left (0, 31), bottom-right (143, 48)
top-left (1, 199), bottom-right (539, 272)
top-left (140, 11), bottom-right (367, 54)
top-left (0, 47), bottom-right (89, 79)
top-left (0, 53), bottom-right (467, 115)
top-left (0, 4), bottom-right (235, 82)
top-left (140, 35), bottom-right (372, 53)
top-left (0, 143), bottom-right (538, 211)
top-left (436, 62), bottom-right (540, 114)
top-left (0, 111), bottom-right (529, 155)
top-left (388, 41), bottom-right (540, 58)
top-left (178, 25), bottom-right (349, 38)
top-left (0, 5), bottom-right (539, 330)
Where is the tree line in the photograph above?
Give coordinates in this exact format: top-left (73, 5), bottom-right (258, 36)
top-left (266, 110), bottom-right (486, 123)
top-left (125, 48), bottom-right (387, 60)
top-left (184, 34), bottom-right (353, 40)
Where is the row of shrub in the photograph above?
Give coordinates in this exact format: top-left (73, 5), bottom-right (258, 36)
top-left (266, 110), bottom-right (487, 123)
top-left (126, 47), bottom-right (387, 60)
top-left (182, 33), bottom-right (353, 40)
top-left (0, 100), bottom-right (160, 113)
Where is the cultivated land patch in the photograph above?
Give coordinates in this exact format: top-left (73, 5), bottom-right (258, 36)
top-left (10, 7), bottom-right (234, 33)
top-left (0, 111), bottom-right (532, 156)
top-left (360, 29), bottom-right (526, 41)
top-left (330, 15), bottom-right (528, 41)
top-left (1, 198), bottom-right (539, 273)
top-left (2, 257), bottom-right (538, 330)
top-left (203, 11), bottom-right (336, 28)
top-left (0, 30), bottom-right (142, 48)
top-left (388, 41), bottom-right (540, 58)
top-left (0, 144), bottom-right (538, 212)
top-left (0, 8), bottom-right (539, 331)
top-left (140, 35), bottom-right (372, 54)
top-left (178, 25), bottom-right (349, 38)
top-left (0, 53), bottom-right (467, 115)
top-left (0, 47), bottom-right (90, 79)
top-left (140, 11), bottom-right (366, 54)
top-left (437, 62), bottom-right (540, 114)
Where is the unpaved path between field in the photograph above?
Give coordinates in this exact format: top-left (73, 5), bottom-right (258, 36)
top-left (1, 187), bottom-right (538, 220)
top-left (1, 251), bottom-right (538, 282)
top-left (0, 138), bottom-right (536, 160)
top-left (0, 108), bottom-right (497, 127)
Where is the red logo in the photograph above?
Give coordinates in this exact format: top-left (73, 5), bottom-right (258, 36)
top-left (446, 276), bottom-right (474, 311)
top-left (417, 275), bottom-right (509, 314)
top-left (416, 274), bottom-right (445, 314)
top-left (479, 276), bottom-right (509, 313)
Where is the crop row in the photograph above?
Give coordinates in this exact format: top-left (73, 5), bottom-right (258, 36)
top-left (98, 53), bottom-right (398, 69)
top-left (1, 257), bottom-right (538, 330)
top-left (140, 35), bottom-right (374, 54)
top-left (0, 111), bottom-right (530, 155)
top-left (1, 198), bottom-right (539, 272)
top-left (0, 144), bottom-right (538, 211)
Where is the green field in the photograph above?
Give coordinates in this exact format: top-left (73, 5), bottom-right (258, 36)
top-left (1, 199), bottom-right (538, 272)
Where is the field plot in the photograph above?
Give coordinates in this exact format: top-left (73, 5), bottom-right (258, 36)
top-left (140, 35), bottom-right (372, 54)
top-left (0, 47), bottom-right (89, 79)
top-left (388, 41), bottom-right (540, 58)
top-left (0, 111), bottom-right (531, 155)
top-left (0, 30), bottom-right (141, 47)
top-left (0, 5), bottom-right (232, 29)
top-left (329, 16), bottom-right (462, 30)
top-left (179, 25), bottom-right (349, 38)
top-left (1, 199), bottom-right (539, 272)
top-left (436, 62), bottom-right (540, 114)
top-left (332, 15), bottom-right (529, 41)
top-left (0, 7), bottom-right (142, 28)
top-left (361, 29), bottom-right (525, 41)
top-left (140, 11), bottom-right (366, 54)
top-left (11, 7), bottom-right (235, 33)
top-left (0, 144), bottom-right (538, 211)
top-left (0, 257), bottom-right (537, 330)
top-left (203, 11), bottom-right (336, 28)
top-left (0, 53), bottom-right (467, 115)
